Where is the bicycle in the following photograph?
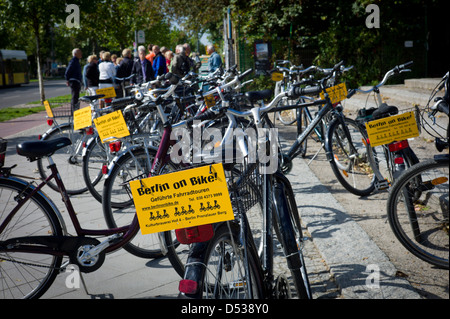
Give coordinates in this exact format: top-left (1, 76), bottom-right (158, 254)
top-left (37, 98), bottom-right (93, 195)
top-left (386, 72), bottom-right (449, 269)
top-left (266, 61), bottom-right (361, 177)
top-left (101, 68), bottom-right (256, 277)
top-left (327, 61), bottom-right (420, 196)
top-left (176, 71), bottom-right (312, 299)
top-left (0, 137), bottom-right (165, 299)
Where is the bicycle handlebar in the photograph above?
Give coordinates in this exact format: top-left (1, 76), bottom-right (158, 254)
top-left (292, 86), bottom-right (322, 97)
top-left (348, 61), bottom-right (414, 96)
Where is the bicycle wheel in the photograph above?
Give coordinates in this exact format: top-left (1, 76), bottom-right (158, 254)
top-left (37, 123), bottom-right (88, 195)
top-left (326, 117), bottom-right (375, 196)
top-left (273, 176), bottom-right (312, 299)
top-left (102, 147), bottom-right (166, 258)
top-left (296, 107), bottom-right (307, 158)
top-left (82, 135), bottom-right (109, 204)
top-left (277, 97), bottom-right (298, 125)
top-left (0, 177), bottom-right (63, 299)
top-left (165, 165), bottom-right (264, 278)
top-left (387, 158), bottom-right (449, 269)
top-left (190, 222), bottom-right (265, 299)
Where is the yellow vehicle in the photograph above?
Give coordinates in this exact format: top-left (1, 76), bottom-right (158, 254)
top-left (0, 50), bottom-right (29, 87)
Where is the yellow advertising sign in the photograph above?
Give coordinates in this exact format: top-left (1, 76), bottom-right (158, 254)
top-left (204, 95), bottom-right (215, 108)
top-left (271, 72), bottom-right (284, 82)
top-left (130, 164), bottom-right (234, 235)
top-left (320, 82), bottom-right (347, 104)
top-left (93, 110), bottom-right (130, 143)
top-left (96, 86), bottom-right (117, 99)
top-left (44, 100), bottom-right (53, 118)
top-left (73, 106), bottom-right (92, 131)
top-left (365, 111), bottom-right (420, 147)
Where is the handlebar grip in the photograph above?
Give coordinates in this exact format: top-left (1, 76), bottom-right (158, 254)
top-left (185, 109), bottom-right (218, 126)
top-left (333, 60), bottom-right (344, 71)
top-left (238, 68), bottom-right (253, 81)
top-left (399, 61), bottom-right (413, 69)
top-left (109, 96), bottom-right (135, 108)
top-left (293, 86), bottom-right (322, 96)
top-left (437, 101), bottom-right (449, 116)
top-left (347, 89), bottom-right (357, 99)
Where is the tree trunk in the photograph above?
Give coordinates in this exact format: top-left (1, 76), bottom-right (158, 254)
top-left (34, 25), bottom-right (45, 104)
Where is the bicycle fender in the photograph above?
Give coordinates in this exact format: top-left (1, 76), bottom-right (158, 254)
top-left (272, 181), bottom-right (303, 270)
top-left (40, 123), bottom-right (72, 140)
top-left (179, 241), bottom-right (210, 298)
top-left (1, 176), bottom-right (68, 235)
top-left (81, 135), bottom-right (97, 157)
top-left (103, 145), bottom-right (158, 179)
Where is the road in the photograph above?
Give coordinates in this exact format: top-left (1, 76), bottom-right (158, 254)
top-left (0, 79), bottom-right (69, 109)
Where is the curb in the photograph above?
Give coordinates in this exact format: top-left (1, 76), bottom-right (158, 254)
top-left (288, 157), bottom-right (421, 299)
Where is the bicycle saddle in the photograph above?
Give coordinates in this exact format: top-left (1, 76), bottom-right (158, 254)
top-left (372, 103), bottom-right (399, 120)
top-left (79, 94), bottom-right (105, 102)
top-left (245, 89), bottom-right (273, 102)
top-left (17, 137), bottom-right (72, 160)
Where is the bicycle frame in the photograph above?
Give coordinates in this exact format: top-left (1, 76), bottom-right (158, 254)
top-left (0, 155), bottom-right (141, 257)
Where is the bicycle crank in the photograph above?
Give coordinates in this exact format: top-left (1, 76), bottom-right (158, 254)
top-left (274, 275), bottom-right (292, 299)
top-left (69, 237), bottom-right (106, 273)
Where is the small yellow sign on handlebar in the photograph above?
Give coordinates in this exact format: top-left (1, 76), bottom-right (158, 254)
top-left (271, 72), bottom-right (284, 82)
top-left (320, 83), bottom-right (347, 104)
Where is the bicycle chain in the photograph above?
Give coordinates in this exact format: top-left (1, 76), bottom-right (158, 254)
top-left (0, 256), bottom-right (64, 271)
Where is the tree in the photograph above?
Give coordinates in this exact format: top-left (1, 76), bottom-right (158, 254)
top-left (1, 0), bottom-right (70, 103)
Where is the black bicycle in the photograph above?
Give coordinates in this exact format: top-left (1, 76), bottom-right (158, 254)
top-left (386, 71), bottom-right (449, 269)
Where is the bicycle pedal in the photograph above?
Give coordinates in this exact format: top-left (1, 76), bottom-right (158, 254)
top-left (375, 179), bottom-right (390, 190)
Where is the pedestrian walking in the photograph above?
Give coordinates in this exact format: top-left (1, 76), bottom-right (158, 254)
top-left (98, 52), bottom-right (116, 89)
top-left (207, 45), bottom-right (222, 74)
top-left (146, 44), bottom-right (155, 64)
top-left (152, 45), bottom-right (167, 76)
top-left (85, 55), bottom-right (99, 96)
top-left (65, 48), bottom-right (83, 111)
top-left (171, 44), bottom-right (190, 77)
top-left (165, 50), bottom-right (174, 73)
top-left (131, 47), bottom-right (155, 85)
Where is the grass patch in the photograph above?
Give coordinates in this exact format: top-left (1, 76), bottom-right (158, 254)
top-left (0, 106), bottom-right (46, 122)
top-left (1, 93), bottom-right (86, 122)
top-left (26, 94), bottom-right (74, 105)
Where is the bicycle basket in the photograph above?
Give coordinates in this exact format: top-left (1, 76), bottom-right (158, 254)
top-left (0, 138), bottom-right (7, 168)
top-left (419, 75), bottom-right (449, 140)
top-left (45, 98), bottom-right (73, 118)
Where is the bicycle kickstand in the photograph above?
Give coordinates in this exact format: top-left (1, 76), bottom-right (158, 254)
top-left (308, 143), bottom-right (325, 166)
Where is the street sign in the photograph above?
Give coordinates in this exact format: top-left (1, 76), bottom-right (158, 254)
top-left (137, 30), bottom-right (145, 44)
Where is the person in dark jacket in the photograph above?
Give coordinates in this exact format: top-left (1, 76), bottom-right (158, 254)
top-left (152, 45), bottom-right (167, 76)
top-left (65, 48), bottom-right (83, 110)
top-left (117, 48), bottom-right (134, 79)
top-left (131, 47), bottom-right (155, 85)
top-left (85, 55), bottom-right (99, 95)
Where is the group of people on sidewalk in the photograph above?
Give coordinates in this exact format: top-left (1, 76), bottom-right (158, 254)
top-left (65, 43), bottom-right (222, 109)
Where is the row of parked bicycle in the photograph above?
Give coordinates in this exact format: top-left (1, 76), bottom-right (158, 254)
top-left (0, 59), bottom-right (448, 299)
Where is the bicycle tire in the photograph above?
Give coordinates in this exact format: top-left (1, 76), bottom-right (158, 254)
top-left (37, 123), bottom-right (88, 195)
top-left (296, 107), bottom-right (307, 158)
top-left (387, 158), bottom-right (449, 269)
top-left (102, 147), bottom-right (164, 259)
top-left (82, 134), bottom-right (107, 204)
top-left (181, 222), bottom-right (265, 299)
top-left (326, 117), bottom-right (376, 196)
top-left (0, 177), bottom-right (63, 299)
top-left (273, 177), bottom-right (312, 299)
